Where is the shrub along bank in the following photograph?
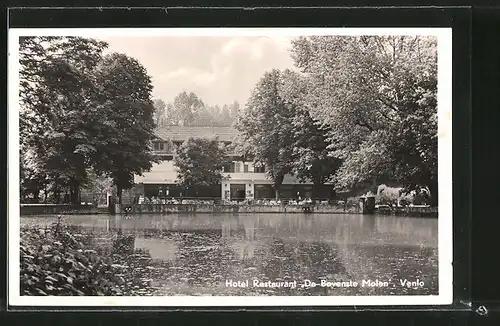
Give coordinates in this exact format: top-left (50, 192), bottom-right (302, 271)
top-left (20, 218), bottom-right (161, 296)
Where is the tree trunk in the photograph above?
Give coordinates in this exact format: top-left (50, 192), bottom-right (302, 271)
top-left (331, 188), bottom-right (337, 200)
top-left (273, 175), bottom-right (284, 200)
top-left (69, 183), bottom-right (80, 205)
top-left (312, 175), bottom-right (325, 203)
top-left (370, 177), bottom-right (378, 195)
top-left (54, 188), bottom-right (61, 204)
top-left (117, 184), bottom-right (123, 205)
top-left (274, 186), bottom-right (280, 201)
top-left (312, 182), bottom-right (321, 204)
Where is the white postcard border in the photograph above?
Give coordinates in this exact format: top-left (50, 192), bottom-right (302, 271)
top-left (8, 27), bottom-right (453, 307)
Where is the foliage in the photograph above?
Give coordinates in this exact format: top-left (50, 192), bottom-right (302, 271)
top-left (81, 169), bottom-right (114, 200)
top-left (377, 184), bottom-right (402, 206)
top-left (20, 149), bottom-right (48, 203)
top-left (19, 36), bottom-right (109, 204)
top-left (290, 36), bottom-right (438, 205)
top-left (19, 37), bottom-right (160, 205)
top-left (20, 220), bottom-right (162, 296)
top-left (280, 71), bottom-right (342, 193)
top-left (157, 91), bottom-right (240, 127)
top-left (236, 69), bottom-right (297, 199)
top-left (21, 219), bottom-right (121, 296)
top-left (173, 137), bottom-right (230, 196)
top-left (236, 69), bottom-right (341, 199)
top-left (170, 91), bottom-right (204, 126)
top-left (153, 99), bottom-right (167, 127)
top-left (91, 52), bottom-right (159, 203)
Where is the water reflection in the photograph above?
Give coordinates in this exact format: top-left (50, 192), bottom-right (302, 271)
top-left (21, 213), bottom-right (438, 296)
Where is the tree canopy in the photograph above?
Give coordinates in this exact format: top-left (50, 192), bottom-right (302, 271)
top-left (19, 36), bottom-right (108, 203)
top-left (173, 138), bottom-right (230, 196)
top-left (236, 68), bottom-right (342, 199)
top-left (91, 52), bottom-right (159, 203)
top-left (290, 35), bottom-right (438, 204)
top-left (280, 70), bottom-right (342, 191)
top-left (153, 91), bottom-right (240, 127)
top-left (19, 37), bottom-right (159, 204)
top-left (236, 69), bottom-right (296, 199)
top-left (153, 99), bottom-right (167, 127)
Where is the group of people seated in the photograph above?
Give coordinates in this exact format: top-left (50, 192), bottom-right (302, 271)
top-left (133, 195), bottom-right (342, 206)
top-left (219, 198), bottom-right (317, 206)
top-left (135, 195), bottom-right (215, 205)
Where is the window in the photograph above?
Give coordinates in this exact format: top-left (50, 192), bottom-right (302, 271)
top-left (159, 142), bottom-right (164, 150)
top-left (244, 164), bottom-right (249, 173)
top-left (255, 165), bottom-right (265, 173)
top-left (153, 142), bottom-right (160, 150)
top-left (233, 162), bottom-right (240, 173)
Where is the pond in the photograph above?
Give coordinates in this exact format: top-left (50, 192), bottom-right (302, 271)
top-left (20, 213), bottom-right (438, 296)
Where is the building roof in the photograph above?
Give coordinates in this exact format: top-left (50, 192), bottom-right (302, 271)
top-left (155, 126), bottom-right (239, 142)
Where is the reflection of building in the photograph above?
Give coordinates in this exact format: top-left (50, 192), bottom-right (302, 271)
top-left (134, 126), bottom-right (335, 199)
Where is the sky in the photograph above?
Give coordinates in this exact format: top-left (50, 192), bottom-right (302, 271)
top-left (97, 36), bottom-right (296, 107)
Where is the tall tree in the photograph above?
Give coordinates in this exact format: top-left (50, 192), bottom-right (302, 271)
top-left (91, 52), bottom-right (159, 204)
top-left (220, 104), bottom-right (232, 127)
top-left (236, 69), bottom-right (295, 199)
top-left (280, 70), bottom-right (343, 198)
top-left (153, 99), bottom-right (167, 127)
top-left (192, 103), bottom-right (215, 126)
top-left (19, 36), bottom-right (108, 204)
top-left (173, 137), bottom-right (230, 196)
top-left (229, 101), bottom-right (240, 124)
top-left (291, 35), bottom-right (438, 204)
top-left (171, 91), bottom-right (204, 126)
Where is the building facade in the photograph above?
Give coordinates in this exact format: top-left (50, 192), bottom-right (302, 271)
top-left (133, 126), bottom-right (335, 200)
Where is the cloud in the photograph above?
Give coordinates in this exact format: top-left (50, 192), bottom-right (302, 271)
top-left (98, 35), bottom-right (296, 106)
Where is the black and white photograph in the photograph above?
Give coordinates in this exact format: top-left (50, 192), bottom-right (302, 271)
top-left (8, 28), bottom-right (452, 306)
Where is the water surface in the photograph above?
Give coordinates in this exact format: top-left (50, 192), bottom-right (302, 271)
top-left (21, 213), bottom-right (438, 296)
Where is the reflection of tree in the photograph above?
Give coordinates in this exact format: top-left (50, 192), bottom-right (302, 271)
top-left (108, 215), bottom-right (122, 232)
top-left (375, 216), bottom-right (437, 241)
top-left (241, 217), bottom-right (256, 241)
top-left (221, 222), bottom-right (231, 240)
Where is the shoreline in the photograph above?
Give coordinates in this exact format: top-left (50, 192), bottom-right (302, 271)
top-left (20, 203), bottom-right (438, 218)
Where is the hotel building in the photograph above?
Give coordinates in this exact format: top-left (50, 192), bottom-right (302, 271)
top-left (133, 126), bottom-right (335, 200)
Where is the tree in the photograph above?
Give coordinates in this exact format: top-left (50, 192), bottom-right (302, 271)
top-left (173, 137), bottom-right (230, 196)
top-left (171, 91), bottom-right (204, 126)
top-left (236, 69), bottom-right (296, 199)
top-left (91, 52), bottom-right (159, 204)
top-left (192, 103), bottom-right (215, 127)
top-left (220, 104), bottom-right (232, 127)
top-left (290, 35), bottom-right (438, 205)
top-left (81, 168), bottom-right (114, 204)
top-left (229, 101), bottom-right (241, 124)
top-left (279, 70), bottom-right (343, 199)
top-left (165, 102), bottom-right (176, 125)
top-left (19, 36), bottom-right (108, 204)
top-left (20, 149), bottom-right (48, 203)
top-left (153, 99), bottom-right (167, 127)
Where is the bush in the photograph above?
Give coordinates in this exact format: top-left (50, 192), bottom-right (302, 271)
top-left (376, 184), bottom-right (415, 206)
top-left (20, 219), bottom-right (155, 296)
